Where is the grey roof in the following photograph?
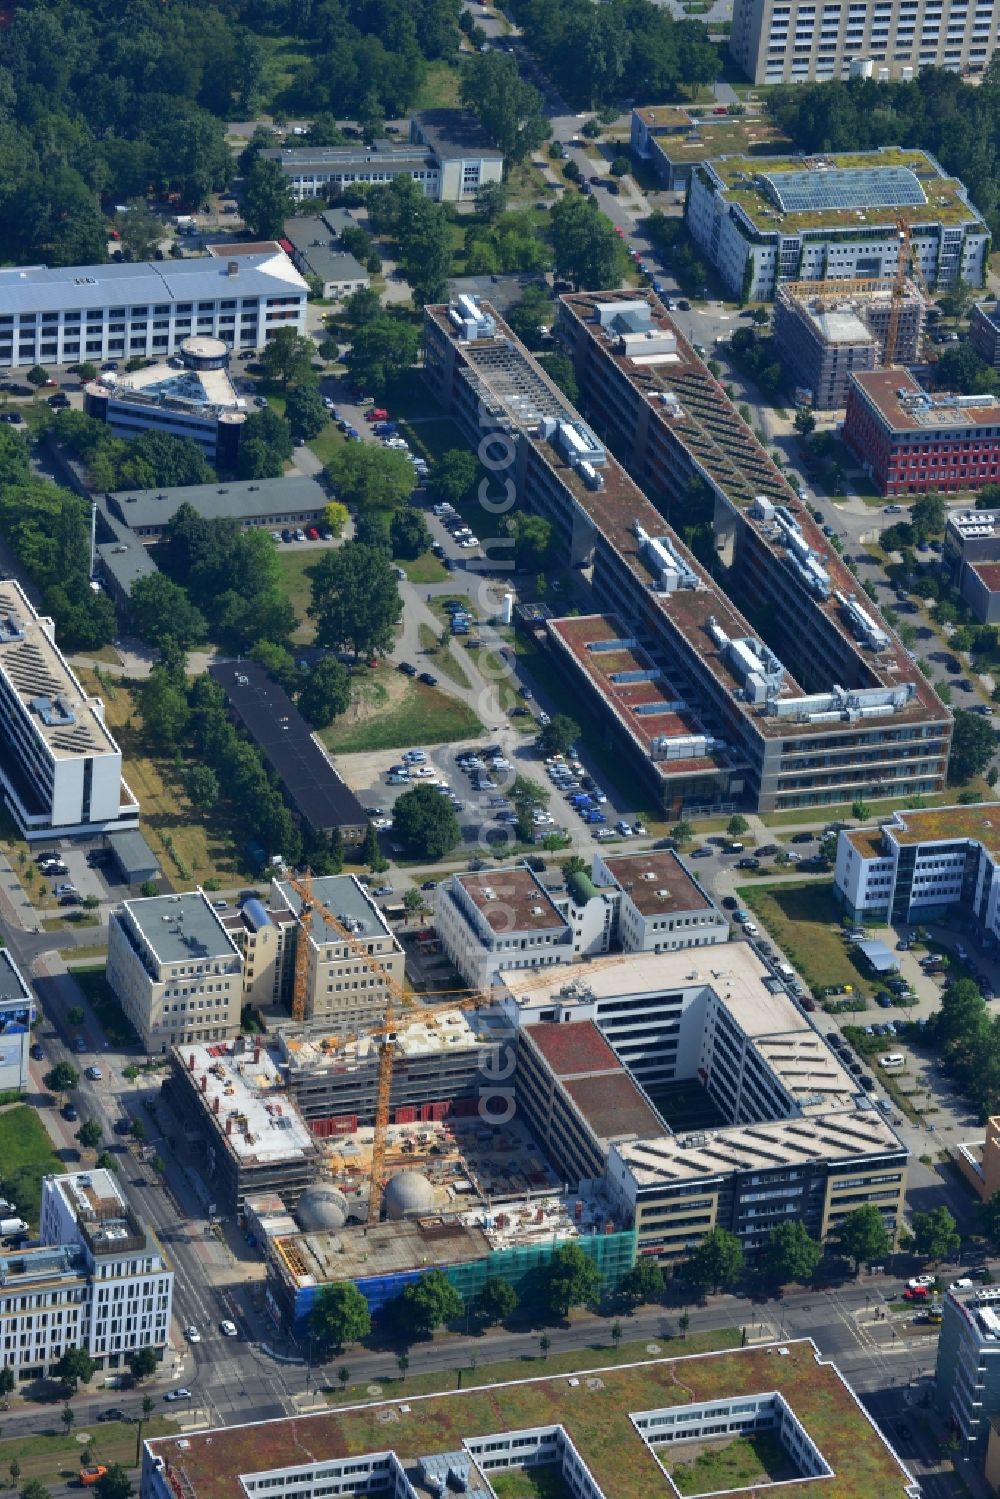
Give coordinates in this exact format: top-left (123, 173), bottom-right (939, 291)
top-left (0, 253), bottom-right (307, 317)
top-left (855, 938), bottom-right (898, 973)
top-left (276, 874), bottom-right (392, 946)
top-left (111, 475), bottom-right (328, 529)
top-left (320, 208), bottom-right (358, 237)
top-left (263, 144), bottom-right (434, 172)
top-left (0, 950), bottom-right (29, 1006)
top-left (96, 539), bottom-right (159, 598)
top-left (412, 109), bottom-right (505, 161)
top-left (107, 829), bottom-right (160, 881)
top-left (124, 889), bottom-right (238, 965)
top-left (282, 219), bottom-right (368, 288)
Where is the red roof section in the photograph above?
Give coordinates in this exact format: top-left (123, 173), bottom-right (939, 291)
top-left (526, 1021), bottom-right (621, 1078)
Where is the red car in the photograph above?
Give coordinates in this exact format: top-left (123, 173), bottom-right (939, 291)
top-left (306, 526), bottom-right (320, 540)
top-left (365, 407), bottom-right (389, 422)
top-left (903, 1286), bottom-right (929, 1301)
top-left (614, 226), bottom-right (625, 238)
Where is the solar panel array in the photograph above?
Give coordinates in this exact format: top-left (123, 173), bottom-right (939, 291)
top-left (760, 166), bottom-right (927, 214)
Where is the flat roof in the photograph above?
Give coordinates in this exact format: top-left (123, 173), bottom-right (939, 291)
top-left (563, 1069), bottom-right (667, 1144)
top-left (455, 868), bottom-right (568, 935)
top-left (844, 827), bottom-right (890, 860)
top-left (95, 539), bottom-right (158, 596)
top-left (971, 562), bottom-right (1000, 591)
top-left (856, 938), bottom-right (897, 973)
top-left (278, 1008), bottom-right (496, 1074)
top-left (0, 250), bottom-right (307, 316)
top-left (633, 104), bottom-right (693, 130)
top-left (274, 1217), bottom-right (491, 1287)
top-left (112, 475), bottom-right (328, 531)
top-left (177, 1040), bottom-right (317, 1166)
top-left (106, 828), bottom-right (158, 879)
top-left (93, 357), bottom-right (241, 414)
top-left (273, 874), bottom-right (399, 950)
top-left (600, 850), bottom-right (715, 917)
top-left (948, 508), bottom-right (1000, 538)
top-left (0, 950), bottom-right (30, 1007)
top-left (876, 802), bottom-right (1000, 856)
top-left (263, 144), bottom-right (434, 171)
top-left (646, 115), bottom-right (791, 166)
top-left (412, 109), bottom-right (504, 160)
top-left (50, 1167), bottom-right (127, 1221)
top-left (0, 578), bottom-right (120, 760)
top-left (704, 147), bottom-right (985, 234)
top-left (145, 1343), bottom-right (917, 1499)
top-left (123, 889), bottom-right (239, 966)
top-left (209, 660), bottom-right (365, 837)
top-left (850, 367), bottom-right (1000, 432)
top-left (526, 1019), bottom-right (621, 1076)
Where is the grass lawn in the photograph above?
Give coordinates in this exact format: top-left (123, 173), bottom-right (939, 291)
top-left (737, 880), bottom-right (875, 1001)
top-left (321, 675), bottom-right (482, 753)
top-left (491, 1468), bottom-right (573, 1499)
top-left (274, 549), bottom-right (322, 638)
top-left (413, 59), bottom-right (462, 110)
top-left (0, 1418), bottom-right (176, 1489)
top-left (398, 415), bottom-right (467, 463)
top-left (0, 1107), bottom-right (68, 1228)
top-left (306, 421), bottom-right (346, 467)
top-left (509, 159), bottom-right (558, 204)
top-left (668, 1432), bottom-right (796, 1495)
top-left (403, 551), bottom-right (449, 584)
top-left (68, 965), bottom-right (136, 1048)
top-left (418, 623), bottom-right (473, 690)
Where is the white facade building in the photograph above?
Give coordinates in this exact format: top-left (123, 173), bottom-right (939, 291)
top-left (0, 1171), bottom-right (173, 1382)
top-left (435, 867), bottom-right (575, 991)
top-left (0, 579), bottom-right (138, 841)
top-left (686, 150), bottom-right (988, 301)
top-left (0, 951), bottom-right (32, 1094)
top-left (0, 252), bottom-right (307, 368)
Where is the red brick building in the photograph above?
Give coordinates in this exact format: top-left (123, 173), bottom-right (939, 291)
top-left (844, 368), bottom-right (1000, 495)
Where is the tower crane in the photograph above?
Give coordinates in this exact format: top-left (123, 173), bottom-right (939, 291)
top-left (883, 218), bottom-right (912, 369)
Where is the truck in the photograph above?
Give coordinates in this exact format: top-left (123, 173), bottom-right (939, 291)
top-left (0, 1217), bottom-right (28, 1237)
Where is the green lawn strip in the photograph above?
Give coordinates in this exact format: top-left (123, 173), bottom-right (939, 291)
top-left (0, 1417), bottom-right (176, 1486)
top-left (306, 422), bottom-right (346, 467)
top-left (397, 415), bottom-right (467, 463)
top-left (760, 782), bottom-right (992, 827)
top-left (403, 551), bottom-right (449, 584)
top-left (418, 623), bottom-right (472, 690)
top-left (321, 680), bottom-right (482, 754)
top-left (0, 1107), bottom-right (68, 1228)
top-left (323, 1328), bottom-right (739, 1405)
top-left (67, 964), bottom-right (135, 1048)
top-left (668, 1432), bottom-right (794, 1495)
top-left (413, 59), bottom-right (462, 110)
top-left (736, 880), bottom-right (875, 1002)
top-left (491, 1467), bottom-right (574, 1499)
top-left (274, 550), bottom-right (322, 635)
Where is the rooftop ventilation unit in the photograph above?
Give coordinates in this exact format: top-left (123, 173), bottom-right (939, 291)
top-left (0, 614), bottom-right (25, 645)
top-left (836, 590), bottom-right (890, 651)
top-left (634, 523), bottom-right (700, 594)
top-left (447, 295), bottom-right (496, 342)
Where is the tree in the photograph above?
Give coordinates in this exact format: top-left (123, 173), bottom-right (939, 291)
top-left (44, 1063), bottom-right (78, 1095)
top-left (912, 491), bottom-right (946, 541)
top-left (396, 1351), bottom-right (410, 1380)
top-left (285, 385), bottom-right (329, 440)
top-left (538, 714), bottom-right (580, 756)
top-left (476, 181), bottom-right (508, 221)
top-left (76, 1119), bottom-right (102, 1151)
top-left (851, 799), bottom-right (870, 822)
top-left (402, 888), bottom-right (427, 918)
top-left (476, 1276), bottom-right (518, 1324)
top-left (261, 328), bottom-right (317, 391)
top-left (507, 513), bottom-right (553, 570)
top-left (68, 1005), bottom-right (85, 1027)
top-left (138, 669), bottom-right (190, 748)
top-left (361, 821), bottom-right (387, 873)
top-left (342, 286), bottom-right (382, 328)
top-left (94, 1470), bottom-right (132, 1499)
top-left (538, 1333), bottom-right (551, 1360)
top-left (980, 1190), bottom-right (1000, 1245)
top-left (127, 1347), bottom-right (158, 1381)
top-left (61, 1407), bottom-right (75, 1435)
top-left (949, 708), bottom-right (997, 784)
top-left (298, 658), bottom-right (351, 728)
top-left (139, 880), bottom-right (159, 899)
top-left (678, 1311), bottom-right (690, 1339)
top-left (764, 1221), bottom-right (822, 1285)
top-left (54, 1348), bottom-right (95, 1394)
top-left (327, 444), bottom-right (415, 517)
top-left (912, 1206), bottom-right (961, 1264)
top-left (390, 508), bottom-right (431, 560)
top-left (550, 195), bottom-right (628, 291)
top-left (610, 155), bottom-right (631, 178)
top-left (323, 501), bottom-right (349, 537)
top-left (0, 1366), bottom-right (14, 1398)
top-left (21, 1483), bottom-right (51, 1499)
top-left (344, 316), bottom-right (420, 396)
top-left (687, 1227), bottom-right (744, 1292)
top-left (835, 1203), bottom-right (892, 1274)
top-left (130, 1118), bottom-right (146, 1142)
top-left (114, 201), bottom-right (164, 264)
top-left (237, 409), bottom-right (293, 479)
top-left (460, 52), bottom-right (550, 164)
top-left (671, 820), bottom-right (695, 846)
top-left (242, 157), bottom-right (295, 240)
top-left (310, 543), bottom-right (402, 659)
top-left (128, 574), bottom-right (206, 650)
top-left (26, 366), bottom-right (49, 388)
top-left (427, 450), bottom-right (480, 507)
top-left (397, 1269), bottom-right (463, 1338)
top-left (10, 1460), bottom-right (20, 1489)
top-left (537, 353), bottom-right (579, 404)
top-left (338, 1366), bottom-right (350, 1390)
top-left (310, 1282), bottom-right (372, 1353)
top-left (542, 1243), bottom-right (602, 1319)
top-left (794, 409), bottom-right (816, 436)
top-left (186, 766), bottom-right (220, 811)
top-left (392, 785), bottom-right (461, 860)
top-left (727, 814), bottom-right (749, 837)
top-left (618, 1258), bottom-right (664, 1309)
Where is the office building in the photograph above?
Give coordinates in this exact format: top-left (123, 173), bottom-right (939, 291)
top-left (435, 866), bottom-right (573, 991)
top-left (730, 0), bottom-right (1000, 85)
top-left (141, 1346), bottom-right (919, 1499)
top-left (165, 1039), bottom-right (320, 1211)
top-left (0, 951), bottom-right (31, 1094)
top-left (263, 109), bottom-right (503, 204)
top-left (845, 367), bottom-right (1000, 494)
top-left (209, 660), bottom-right (366, 845)
top-left (944, 508), bottom-right (1000, 624)
top-left (281, 214), bottom-right (369, 300)
top-left (773, 279), bottom-right (925, 409)
top-left (686, 149), bottom-right (988, 300)
top-left (0, 578), bottom-right (140, 841)
top-left (936, 1286), bottom-right (1000, 1453)
top-left (629, 105), bottom-right (790, 190)
top-left (107, 475), bottom-right (328, 543)
top-left (835, 803), bottom-right (1000, 943)
top-left (0, 251), bottom-right (307, 368)
top-left (0, 1169), bottom-right (176, 1381)
top-left (106, 889), bottom-right (244, 1053)
top-left (552, 290), bottom-right (950, 812)
top-left (970, 300), bottom-right (1000, 369)
top-left (83, 336), bottom-right (246, 465)
top-left (593, 848), bottom-right (729, 952)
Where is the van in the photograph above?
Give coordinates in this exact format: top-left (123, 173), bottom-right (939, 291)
top-left (724, 841), bottom-right (744, 853)
top-left (878, 1053), bottom-right (905, 1069)
top-left (776, 962), bottom-right (795, 980)
top-left (743, 922), bottom-right (759, 936)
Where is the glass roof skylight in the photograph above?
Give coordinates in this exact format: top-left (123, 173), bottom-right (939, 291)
top-left (759, 166), bottom-right (927, 214)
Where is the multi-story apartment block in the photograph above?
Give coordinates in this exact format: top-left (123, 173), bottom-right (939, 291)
top-left (263, 109), bottom-right (503, 204)
top-left (845, 367), bottom-right (1000, 494)
top-left (969, 300), bottom-right (1000, 369)
top-left (552, 291), bottom-right (950, 813)
top-left (835, 804), bottom-right (1000, 943)
top-left (0, 1169), bottom-right (175, 1381)
top-left (773, 279), bottom-right (925, 409)
top-left (0, 252), bottom-right (307, 368)
top-left (686, 150), bottom-right (987, 301)
top-left (730, 0), bottom-right (1000, 85)
top-left (106, 890), bottom-right (244, 1053)
top-left (944, 508), bottom-right (1000, 624)
top-left (936, 1287), bottom-right (1000, 1453)
top-left (0, 951), bottom-right (32, 1095)
top-left (0, 579), bottom-right (139, 841)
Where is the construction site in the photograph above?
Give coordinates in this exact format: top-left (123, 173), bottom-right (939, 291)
top-left (773, 276), bottom-right (927, 408)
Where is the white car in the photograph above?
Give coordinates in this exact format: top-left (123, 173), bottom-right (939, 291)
top-left (403, 749), bottom-right (426, 763)
top-left (908, 1275), bottom-right (936, 1290)
top-left (220, 1320), bottom-right (238, 1337)
top-left (165, 1389), bottom-right (192, 1402)
top-left (372, 816), bottom-right (391, 830)
top-left (413, 766), bottom-right (436, 779)
top-left (185, 1325), bottom-right (201, 1343)
top-left (949, 1278), bottom-right (974, 1292)
top-left (538, 712), bottom-right (551, 727)
top-left (86, 1065), bottom-right (103, 1081)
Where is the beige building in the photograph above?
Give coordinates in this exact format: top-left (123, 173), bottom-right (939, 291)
top-left (107, 890), bottom-right (243, 1054)
top-left (730, 0), bottom-right (1000, 85)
